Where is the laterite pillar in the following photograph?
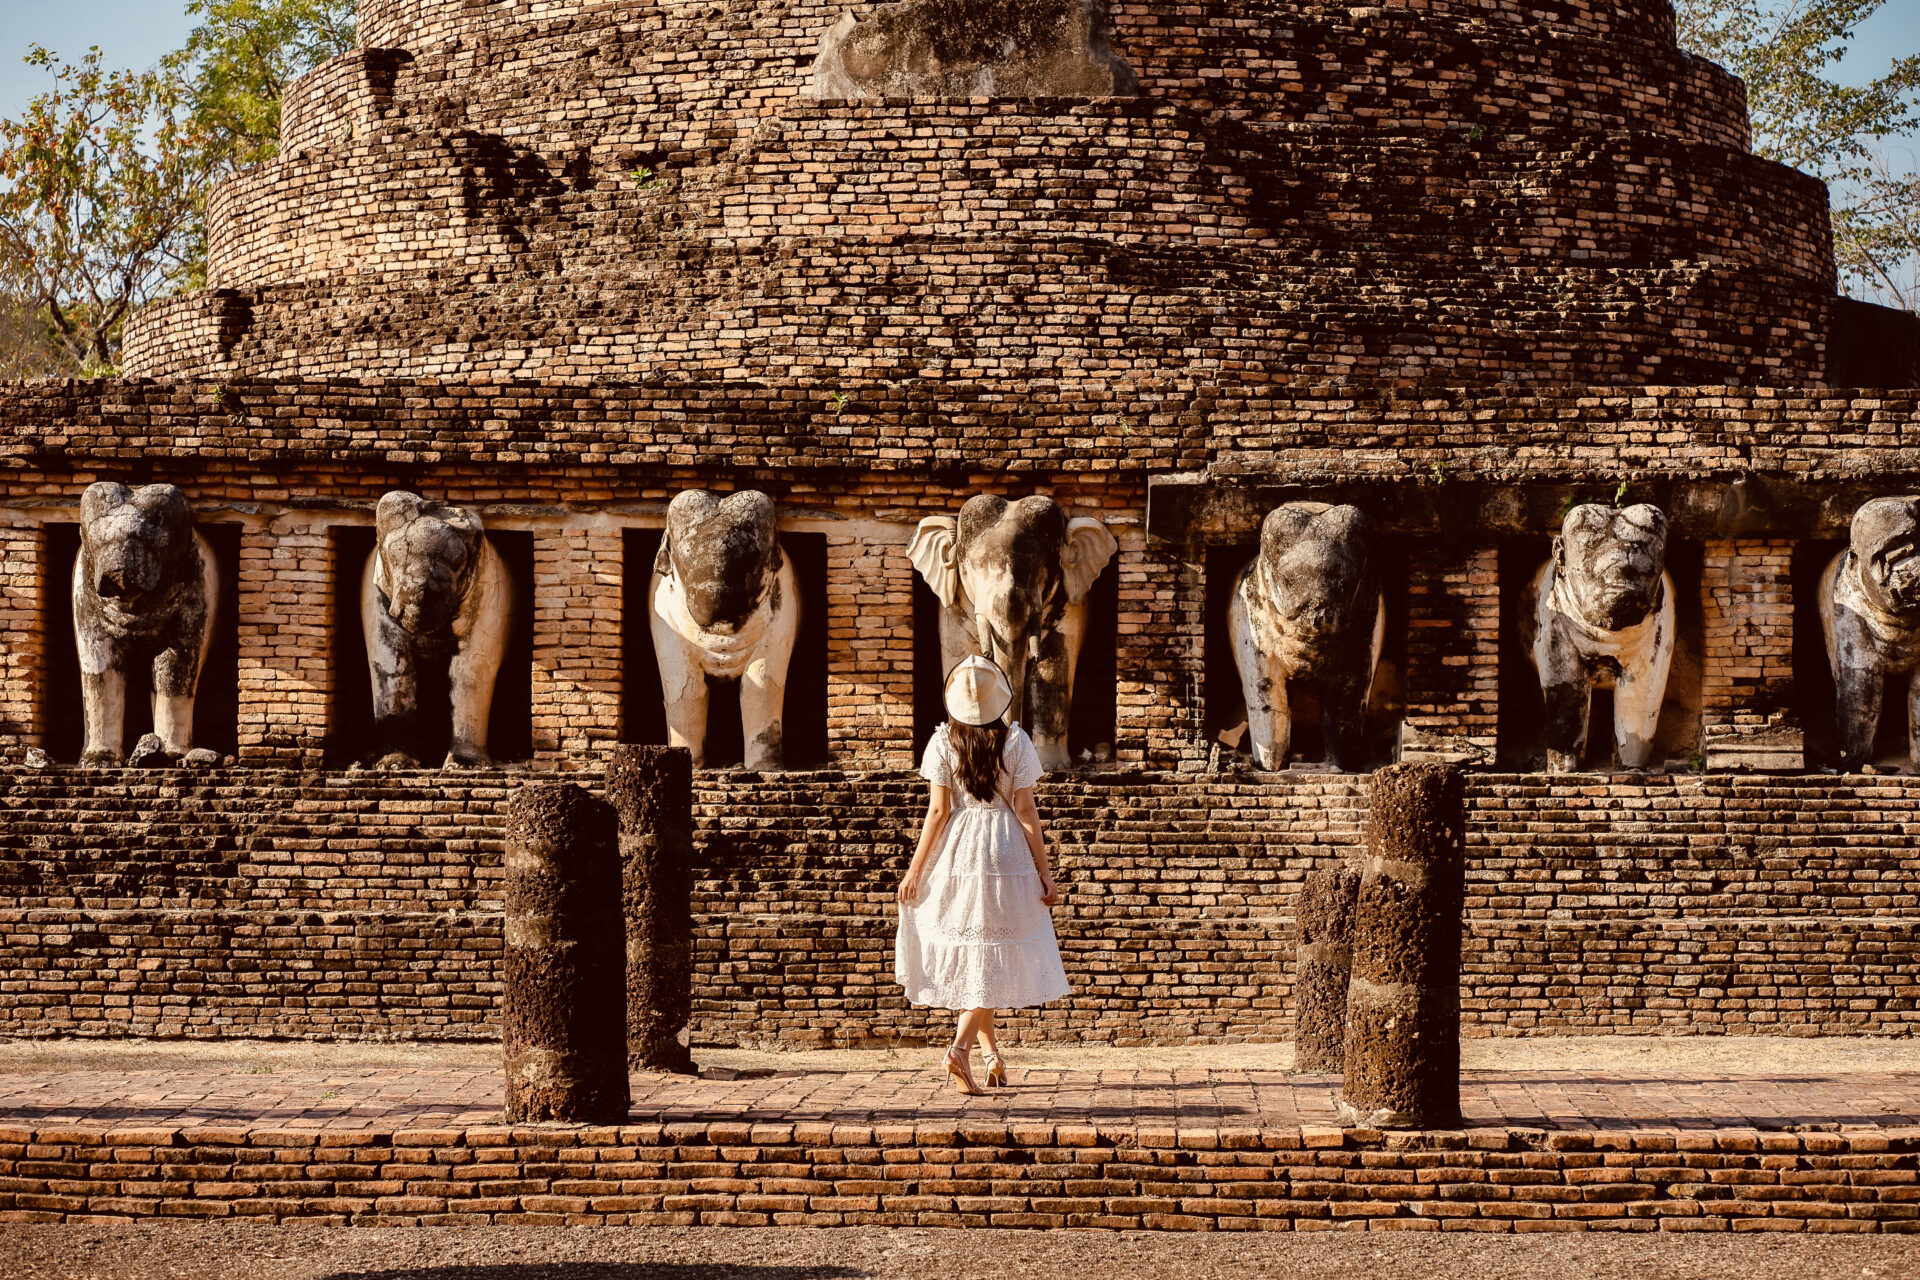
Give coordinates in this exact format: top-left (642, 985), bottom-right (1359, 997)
top-left (1339, 761), bottom-right (1465, 1128)
top-left (1293, 866), bottom-right (1360, 1074)
top-left (503, 781), bottom-right (629, 1122)
top-left (607, 743), bottom-right (695, 1073)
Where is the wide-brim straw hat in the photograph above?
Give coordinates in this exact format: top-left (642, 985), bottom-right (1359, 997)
top-left (944, 655), bottom-right (1013, 726)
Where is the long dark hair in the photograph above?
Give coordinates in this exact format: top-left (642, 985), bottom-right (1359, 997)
top-left (948, 717), bottom-right (1010, 804)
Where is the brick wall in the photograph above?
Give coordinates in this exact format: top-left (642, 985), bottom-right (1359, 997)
top-left (0, 521), bottom-right (45, 748)
top-left (2, 770), bottom-right (1917, 1043)
top-left (530, 526), bottom-right (624, 765)
top-left (6, 1122), bottom-right (1916, 1231)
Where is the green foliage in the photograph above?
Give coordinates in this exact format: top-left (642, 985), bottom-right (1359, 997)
top-left (631, 165), bottom-right (669, 191)
top-left (1676, 0), bottom-right (1920, 307)
top-left (0, 48), bottom-right (204, 372)
top-left (165, 0), bottom-right (357, 176)
top-left (0, 288), bottom-right (66, 379)
top-left (0, 2), bottom-right (356, 372)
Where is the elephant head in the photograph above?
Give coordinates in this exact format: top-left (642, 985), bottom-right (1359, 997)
top-left (373, 491), bottom-right (488, 657)
top-left (910, 494), bottom-right (1117, 756)
top-left (1554, 503), bottom-right (1669, 632)
top-left (655, 490), bottom-right (783, 629)
top-left (1251, 503), bottom-right (1377, 670)
top-left (1846, 496), bottom-right (1920, 621)
top-left (79, 483), bottom-right (198, 617)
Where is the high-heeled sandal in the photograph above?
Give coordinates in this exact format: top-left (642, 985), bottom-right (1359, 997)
top-left (983, 1049), bottom-right (1008, 1089)
top-left (945, 1046), bottom-right (984, 1096)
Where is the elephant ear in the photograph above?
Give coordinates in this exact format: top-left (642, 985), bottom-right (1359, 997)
top-left (909, 516), bottom-right (961, 607)
top-left (1060, 517), bottom-right (1119, 604)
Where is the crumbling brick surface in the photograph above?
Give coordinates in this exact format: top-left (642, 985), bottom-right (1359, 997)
top-left (0, 770), bottom-right (1914, 1043)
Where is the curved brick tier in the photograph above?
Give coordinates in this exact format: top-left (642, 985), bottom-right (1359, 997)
top-left (123, 0), bottom-right (1835, 385)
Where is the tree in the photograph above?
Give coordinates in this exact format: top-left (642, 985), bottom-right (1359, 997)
top-left (1676, 0), bottom-right (1920, 308)
top-left (0, 48), bottom-right (205, 372)
top-left (0, 2), bottom-right (356, 375)
top-left (0, 289), bottom-right (65, 379)
top-left (165, 0), bottom-right (357, 176)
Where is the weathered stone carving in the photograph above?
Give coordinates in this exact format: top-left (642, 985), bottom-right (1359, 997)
top-left (910, 494), bottom-right (1118, 771)
top-left (809, 0), bottom-right (1137, 100)
top-left (1522, 504), bottom-right (1675, 772)
top-left (1293, 866), bottom-right (1360, 1075)
top-left (1338, 761), bottom-right (1465, 1129)
top-left (361, 491), bottom-right (514, 768)
top-left (649, 490), bottom-right (800, 772)
top-left (1227, 503), bottom-right (1384, 772)
top-left (608, 745), bottom-right (696, 1074)
top-left (74, 482), bottom-right (220, 766)
top-left (1820, 496), bottom-right (1920, 770)
top-left (503, 781), bottom-right (629, 1124)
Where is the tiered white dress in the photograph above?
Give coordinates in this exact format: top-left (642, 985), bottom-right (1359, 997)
top-left (895, 723), bottom-right (1071, 1011)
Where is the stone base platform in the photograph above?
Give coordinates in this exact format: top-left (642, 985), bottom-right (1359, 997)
top-left (1, 1044), bottom-right (1917, 1232)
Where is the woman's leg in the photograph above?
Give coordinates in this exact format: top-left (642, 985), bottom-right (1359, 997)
top-left (954, 1007), bottom-right (992, 1052)
top-left (976, 1010), bottom-right (999, 1057)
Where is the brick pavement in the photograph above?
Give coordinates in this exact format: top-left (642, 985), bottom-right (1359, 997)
top-left (2, 1062), bottom-right (1917, 1136)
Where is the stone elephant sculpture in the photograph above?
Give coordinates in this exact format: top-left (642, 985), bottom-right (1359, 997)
top-left (649, 489), bottom-right (800, 771)
top-left (361, 491), bottom-right (514, 768)
top-left (1227, 503), bottom-right (1384, 772)
top-left (1521, 503), bottom-right (1675, 773)
top-left (1820, 496), bottom-right (1920, 770)
top-left (73, 482), bottom-right (220, 765)
top-left (909, 494), bottom-right (1119, 770)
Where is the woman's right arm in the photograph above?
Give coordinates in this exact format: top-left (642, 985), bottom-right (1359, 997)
top-left (1013, 788), bottom-right (1060, 906)
top-left (897, 784), bottom-right (953, 905)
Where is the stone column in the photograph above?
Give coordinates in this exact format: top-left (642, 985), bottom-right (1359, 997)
top-left (503, 781), bottom-right (629, 1122)
top-left (607, 744), bottom-right (695, 1073)
top-left (1339, 761), bottom-right (1465, 1128)
top-left (1293, 866), bottom-right (1359, 1073)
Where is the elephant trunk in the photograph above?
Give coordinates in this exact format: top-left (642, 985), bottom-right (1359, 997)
top-left (978, 617), bottom-right (1030, 729)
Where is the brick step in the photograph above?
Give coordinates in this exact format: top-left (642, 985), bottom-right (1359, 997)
top-left (4, 908), bottom-right (1915, 1043)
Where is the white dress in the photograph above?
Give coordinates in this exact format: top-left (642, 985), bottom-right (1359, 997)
top-left (895, 723), bottom-right (1071, 1011)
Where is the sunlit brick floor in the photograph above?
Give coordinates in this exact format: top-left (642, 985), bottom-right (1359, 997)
top-left (1, 1043), bottom-right (1916, 1137)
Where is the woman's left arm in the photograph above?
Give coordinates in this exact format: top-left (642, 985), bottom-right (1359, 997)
top-left (1012, 788), bottom-right (1059, 906)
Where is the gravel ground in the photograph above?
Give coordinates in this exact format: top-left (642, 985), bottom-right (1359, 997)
top-left (3, 1035), bottom-right (1918, 1076)
top-left (2, 1224), bottom-right (1919, 1280)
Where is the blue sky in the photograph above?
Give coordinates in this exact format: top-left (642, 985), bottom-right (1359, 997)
top-left (1, 0), bottom-right (1918, 133)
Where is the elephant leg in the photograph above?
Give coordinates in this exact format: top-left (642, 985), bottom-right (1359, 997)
top-left (660, 663), bottom-right (708, 768)
top-left (1834, 661), bottom-right (1884, 771)
top-left (368, 631), bottom-right (420, 766)
top-left (446, 546), bottom-right (512, 768)
top-left (1541, 676), bottom-right (1592, 774)
top-left (1612, 668), bottom-right (1664, 771)
top-left (740, 665), bottom-right (785, 772)
top-left (151, 646), bottom-right (201, 757)
top-left (739, 557), bottom-right (801, 773)
top-left (1321, 666), bottom-right (1371, 773)
top-left (80, 667), bottom-right (126, 766)
top-left (446, 643), bottom-right (502, 767)
top-left (651, 618), bottom-right (710, 770)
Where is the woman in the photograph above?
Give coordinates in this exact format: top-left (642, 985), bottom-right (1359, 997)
top-left (896, 654), bottom-right (1069, 1095)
